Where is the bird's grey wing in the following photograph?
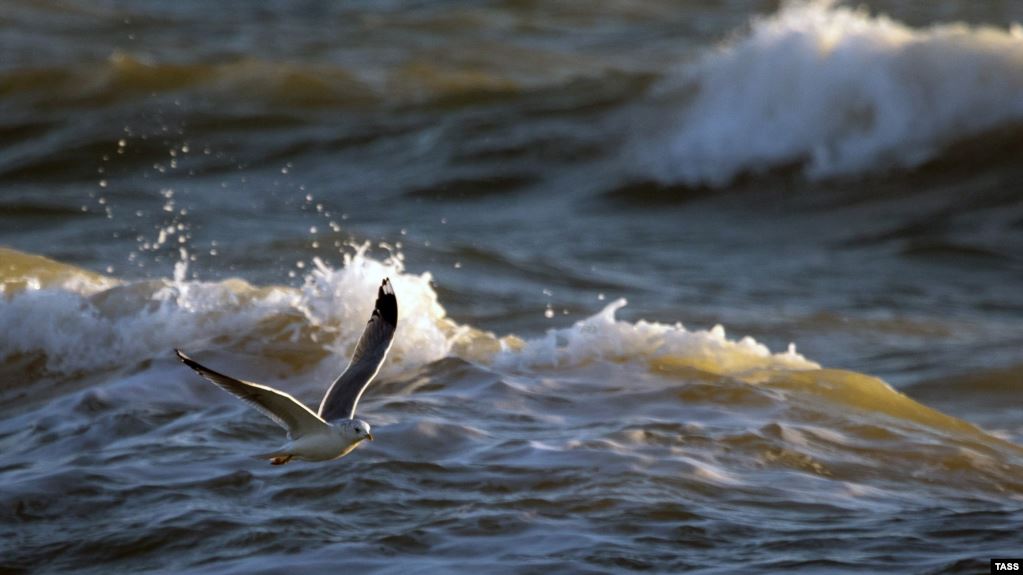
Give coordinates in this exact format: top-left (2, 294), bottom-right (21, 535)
top-left (318, 278), bottom-right (397, 421)
top-left (176, 349), bottom-right (327, 438)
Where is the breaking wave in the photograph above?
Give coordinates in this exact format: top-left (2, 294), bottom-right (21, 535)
top-left (2, 246), bottom-right (1017, 456)
top-left (637, 1), bottom-right (1023, 186)
top-left (0, 247), bottom-right (814, 380)
top-left (0, 247), bottom-right (453, 379)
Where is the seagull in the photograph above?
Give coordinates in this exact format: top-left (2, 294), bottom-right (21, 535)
top-left (175, 278), bottom-right (397, 465)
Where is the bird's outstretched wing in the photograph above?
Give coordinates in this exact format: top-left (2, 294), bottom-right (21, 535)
top-left (176, 349), bottom-right (328, 439)
top-left (318, 278), bottom-right (397, 421)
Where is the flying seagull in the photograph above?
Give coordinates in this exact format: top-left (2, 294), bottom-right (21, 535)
top-left (176, 278), bottom-right (397, 465)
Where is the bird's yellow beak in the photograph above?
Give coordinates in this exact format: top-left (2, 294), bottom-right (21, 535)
top-left (366, 433), bottom-right (374, 441)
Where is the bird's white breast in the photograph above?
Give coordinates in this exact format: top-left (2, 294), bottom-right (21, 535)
top-left (289, 429), bottom-right (360, 461)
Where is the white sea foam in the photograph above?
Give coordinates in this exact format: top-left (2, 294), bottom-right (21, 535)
top-left (494, 298), bottom-right (817, 374)
top-left (2, 251), bottom-right (816, 382)
top-left (0, 246), bottom-right (454, 377)
top-left (637, 1), bottom-right (1023, 186)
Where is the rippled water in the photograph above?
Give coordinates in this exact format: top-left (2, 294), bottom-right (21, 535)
top-left (2, 1), bottom-right (1023, 573)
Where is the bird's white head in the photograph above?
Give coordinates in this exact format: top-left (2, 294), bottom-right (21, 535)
top-left (343, 419), bottom-right (373, 443)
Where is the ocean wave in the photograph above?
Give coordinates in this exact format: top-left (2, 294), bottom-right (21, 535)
top-left (0, 247), bottom-right (454, 378)
top-left (3, 247), bottom-right (1018, 456)
top-left (494, 297), bottom-right (817, 373)
top-left (489, 299), bottom-right (1020, 449)
top-left (0, 53), bottom-right (376, 109)
top-left (3, 247), bottom-right (1021, 503)
top-left (636, 1), bottom-right (1023, 186)
top-left (0, 247), bottom-right (816, 381)
top-left (0, 49), bottom-right (582, 110)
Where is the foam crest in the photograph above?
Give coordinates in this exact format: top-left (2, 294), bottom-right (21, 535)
top-left (639, 1), bottom-right (1023, 185)
top-left (1, 247), bottom-right (818, 381)
top-left (495, 298), bottom-right (817, 374)
top-left (0, 247), bottom-right (453, 377)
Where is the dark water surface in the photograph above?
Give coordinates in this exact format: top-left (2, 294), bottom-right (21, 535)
top-left (2, 1), bottom-right (1023, 573)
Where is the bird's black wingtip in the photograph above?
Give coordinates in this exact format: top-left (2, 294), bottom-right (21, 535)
top-left (175, 348), bottom-right (196, 367)
top-left (376, 278), bottom-right (398, 326)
